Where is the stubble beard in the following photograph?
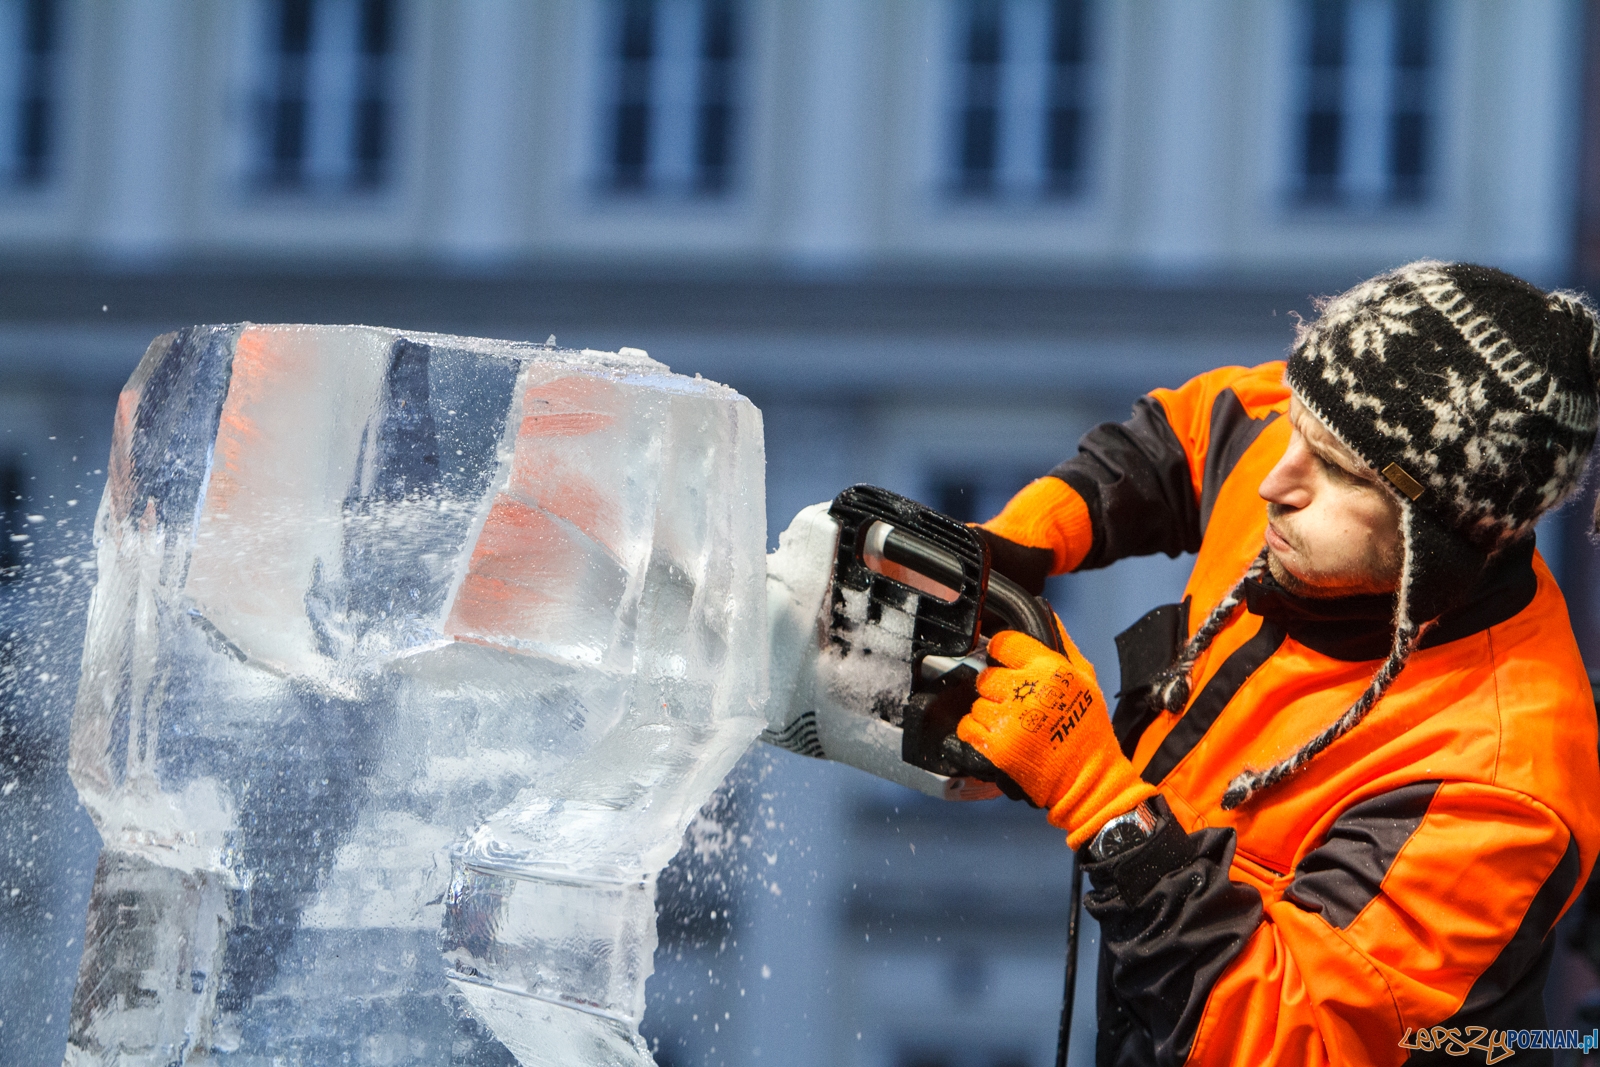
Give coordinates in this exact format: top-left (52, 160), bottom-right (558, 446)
top-left (1266, 549), bottom-right (1400, 598)
top-left (1264, 508), bottom-right (1402, 600)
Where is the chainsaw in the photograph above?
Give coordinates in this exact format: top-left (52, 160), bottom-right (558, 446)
top-left (763, 483), bottom-right (1066, 799)
top-left (762, 484), bottom-right (1082, 1067)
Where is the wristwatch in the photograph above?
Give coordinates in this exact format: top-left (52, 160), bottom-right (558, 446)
top-left (1086, 799), bottom-right (1159, 862)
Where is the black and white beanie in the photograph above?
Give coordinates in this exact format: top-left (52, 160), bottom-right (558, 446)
top-left (1156, 260), bottom-right (1600, 809)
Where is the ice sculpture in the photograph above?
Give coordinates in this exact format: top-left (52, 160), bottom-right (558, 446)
top-left (63, 325), bottom-right (767, 1066)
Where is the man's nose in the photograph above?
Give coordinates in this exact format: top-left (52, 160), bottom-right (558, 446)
top-left (1258, 441), bottom-right (1314, 509)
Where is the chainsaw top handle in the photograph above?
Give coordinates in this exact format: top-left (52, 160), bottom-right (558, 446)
top-left (875, 525), bottom-right (1063, 653)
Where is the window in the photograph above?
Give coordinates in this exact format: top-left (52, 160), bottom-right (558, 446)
top-left (603, 0), bottom-right (741, 196)
top-left (927, 467), bottom-right (1041, 527)
top-left (0, 0), bottom-right (57, 187)
top-left (1, 461), bottom-right (23, 581)
top-left (951, 0), bottom-right (1091, 199)
top-left (251, 0), bottom-right (394, 192)
top-left (1296, 0), bottom-right (1436, 205)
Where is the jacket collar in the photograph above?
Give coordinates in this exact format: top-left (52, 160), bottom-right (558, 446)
top-left (1242, 537), bottom-right (1537, 662)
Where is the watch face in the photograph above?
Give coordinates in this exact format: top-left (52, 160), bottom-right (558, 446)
top-left (1091, 808), bottom-right (1154, 861)
top-left (1089, 822), bottom-right (1122, 860)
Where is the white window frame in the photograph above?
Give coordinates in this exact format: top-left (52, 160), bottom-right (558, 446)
top-left (943, 0), bottom-right (1094, 202)
top-left (1289, 0), bottom-right (1439, 209)
top-left (242, 0), bottom-right (398, 195)
top-left (595, 0), bottom-right (744, 198)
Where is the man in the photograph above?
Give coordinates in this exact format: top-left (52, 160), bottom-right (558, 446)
top-left (954, 261), bottom-right (1600, 1065)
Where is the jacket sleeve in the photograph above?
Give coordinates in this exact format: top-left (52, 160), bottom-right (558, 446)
top-left (1048, 394), bottom-right (1203, 570)
top-left (1088, 782), bottom-right (1582, 1067)
top-left (983, 363), bottom-right (1287, 575)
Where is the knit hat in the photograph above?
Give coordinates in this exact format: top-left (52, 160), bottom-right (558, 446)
top-left (1158, 260), bottom-right (1600, 809)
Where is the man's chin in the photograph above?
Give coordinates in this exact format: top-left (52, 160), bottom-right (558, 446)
top-left (1266, 548), bottom-right (1396, 600)
top-left (1266, 552), bottom-right (1321, 597)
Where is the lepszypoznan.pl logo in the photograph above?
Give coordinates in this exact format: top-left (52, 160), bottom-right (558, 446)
top-left (1398, 1026), bottom-right (1600, 1062)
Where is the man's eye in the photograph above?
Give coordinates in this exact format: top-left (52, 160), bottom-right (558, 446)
top-left (1320, 455), bottom-right (1379, 489)
top-left (1317, 455), bottom-right (1356, 483)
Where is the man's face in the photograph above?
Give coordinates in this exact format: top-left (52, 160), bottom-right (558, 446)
top-left (1257, 397), bottom-right (1403, 598)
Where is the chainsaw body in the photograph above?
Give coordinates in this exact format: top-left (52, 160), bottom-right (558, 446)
top-left (763, 485), bottom-right (1062, 801)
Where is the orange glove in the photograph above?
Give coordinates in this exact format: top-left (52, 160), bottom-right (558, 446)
top-left (980, 476), bottom-right (1094, 575)
top-left (958, 630), bottom-right (1157, 850)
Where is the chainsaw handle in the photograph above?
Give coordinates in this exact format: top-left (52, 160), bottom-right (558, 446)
top-left (877, 527), bottom-right (1063, 653)
top-left (874, 515), bottom-right (1066, 799)
top-left (944, 569), bottom-right (1063, 796)
top-left (980, 571), bottom-right (1064, 653)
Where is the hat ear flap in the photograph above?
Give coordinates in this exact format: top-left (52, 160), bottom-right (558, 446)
top-left (1398, 504), bottom-right (1491, 628)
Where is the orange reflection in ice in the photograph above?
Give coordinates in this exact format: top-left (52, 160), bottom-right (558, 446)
top-left (205, 327), bottom-right (278, 518)
top-left (445, 373), bottom-right (624, 644)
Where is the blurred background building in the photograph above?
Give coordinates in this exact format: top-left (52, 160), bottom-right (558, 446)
top-left (0, 1), bottom-right (1596, 1065)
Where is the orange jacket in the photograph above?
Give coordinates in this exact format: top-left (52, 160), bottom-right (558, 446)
top-left (987, 362), bottom-right (1600, 1067)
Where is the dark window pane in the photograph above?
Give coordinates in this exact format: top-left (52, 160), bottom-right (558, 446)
top-left (1051, 0), bottom-right (1086, 64)
top-left (1046, 107), bottom-right (1082, 192)
top-left (15, 0), bottom-right (55, 184)
top-left (23, 0), bottom-right (52, 55)
top-left (1304, 111), bottom-right (1341, 177)
top-left (1389, 112), bottom-right (1425, 199)
top-left (352, 97), bottom-right (385, 186)
top-left (262, 0), bottom-right (314, 187)
top-left (966, 0), bottom-right (1001, 64)
top-left (961, 107), bottom-right (998, 192)
top-left (1, 463), bottom-right (23, 581)
top-left (696, 102), bottom-right (730, 191)
top-left (270, 97), bottom-right (307, 183)
top-left (702, 0), bottom-right (735, 61)
top-left (1307, 0), bottom-right (1346, 67)
top-left (696, 0), bottom-right (737, 193)
top-left (1388, 0), bottom-right (1430, 201)
top-left (1301, 0), bottom-right (1345, 198)
top-left (957, 0), bottom-right (1002, 194)
top-left (934, 477), bottom-right (981, 523)
top-left (620, 0), bottom-right (653, 60)
top-left (1046, 0), bottom-right (1089, 194)
top-left (351, 0), bottom-right (392, 187)
top-left (359, 0), bottom-right (392, 56)
top-left (1393, 0), bottom-right (1430, 68)
top-left (279, 0), bottom-right (313, 54)
top-left (612, 0), bottom-right (654, 189)
top-left (614, 104), bottom-right (649, 187)
top-left (1303, 110), bottom-right (1341, 194)
top-left (17, 95), bottom-right (46, 183)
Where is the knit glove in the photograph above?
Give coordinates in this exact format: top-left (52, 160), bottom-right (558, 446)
top-left (980, 476), bottom-right (1095, 576)
top-left (958, 630), bottom-right (1157, 850)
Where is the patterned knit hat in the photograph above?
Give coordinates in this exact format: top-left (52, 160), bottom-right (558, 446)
top-left (1291, 260), bottom-right (1600, 559)
top-left (1161, 260), bottom-right (1600, 809)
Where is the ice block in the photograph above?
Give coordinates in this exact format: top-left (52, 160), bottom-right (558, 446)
top-left (64, 325), bottom-right (767, 1065)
